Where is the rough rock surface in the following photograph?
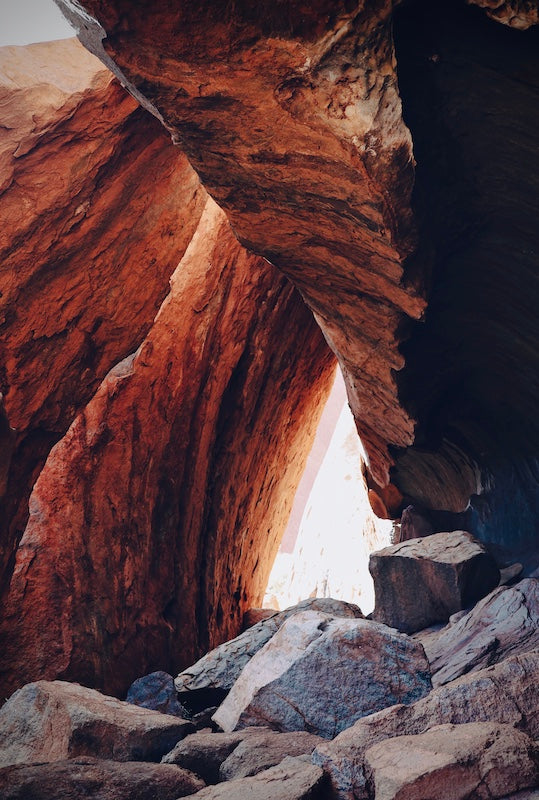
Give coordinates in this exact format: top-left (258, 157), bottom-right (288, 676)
top-left (0, 200), bottom-right (335, 698)
top-left (189, 757), bottom-right (327, 800)
top-left (364, 722), bottom-right (539, 800)
top-left (370, 530), bottom-right (500, 633)
top-left (162, 728), bottom-right (266, 783)
top-left (0, 680), bottom-right (193, 768)
top-left (175, 598), bottom-right (363, 704)
top-left (0, 39), bottom-right (205, 590)
top-left (126, 671), bottom-right (187, 717)
top-left (219, 730), bottom-right (323, 781)
top-left (213, 610), bottom-right (431, 738)
top-left (0, 758), bottom-right (204, 800)
top-left (58, 0), bottom-right (425, 500)
top-left (313, 650), bottom-right (539, 799)
top-left (421, 578), bottom-right (539, 686)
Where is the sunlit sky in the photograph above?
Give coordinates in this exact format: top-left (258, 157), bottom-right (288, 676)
top-left (0, 0), bottom-right (74, 46)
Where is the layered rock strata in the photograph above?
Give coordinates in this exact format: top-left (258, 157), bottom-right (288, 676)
top-left (0, 199), bottom-right (335, 697)
top-left (56, 0), bottom-right (539, 544)
top-left (0, 38), bottom-right (206, 592)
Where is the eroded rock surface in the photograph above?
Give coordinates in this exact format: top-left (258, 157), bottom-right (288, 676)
top-left (0, 200), bottom-right (335, 698)
top-left (421, 578), bottom-right (539, 686)
top-left (189, 757), bottom-right (327, 800)
top-left (0, 38), bottom-right (205, 592)
top-left (364, 722), bottom-right (539, 800)
top-left (0, 680), bottom-right (193, 768)
top-left (213, 610), bottom-right (431, 737)
top-left (126, 671), bottom-right (187, 717)
top-left (175, 597), bottom-right (363, 706)
top-left (370, 530), bottom-right (500, 633)
top-left (313, 650), bottom-right (539, 799)
top-left (0, 758), bottom-right (204, 800)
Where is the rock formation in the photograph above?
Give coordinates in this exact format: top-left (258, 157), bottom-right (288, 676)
top-left (0, 38), bottom-right (206, 594)
top-left (0, 197), bottom-right (334, 697)
top-left (55, 0), bottom-right (539, 550)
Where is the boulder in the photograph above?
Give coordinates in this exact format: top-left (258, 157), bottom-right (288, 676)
top-left (0, 680), bottom-right (193, 768)
top-left (161, 728), bottom-right (266, 783)
top-left (175, 598), bottom-right (363, 711)
top-left (364, 722), bottom-right (539, 800)
top-left (213, 610), bottom-right (431, 738)
top-left (420, 578), bottom-right (539, 686)
top-left (0, 757), bottom-right (204, 800)
top-left (189, 757), bottom-right (327, 800)
top-left (370, 530), bottom-right (500, 633)
top-left (126, 671), bottom-right (186, 717)
top-left (313, 650), bottom-right (539, 799)
top-left (219, 730), bottom-right (323, 781)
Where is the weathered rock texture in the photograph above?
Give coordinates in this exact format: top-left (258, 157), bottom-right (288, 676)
top-left (313, 650), bottom-right (539, 799)
top-left (0, 199), bottom-right (335, 698)
top-left (57, 0), bottom-right (539, 544)
top-left (218, 730), bottom-right (323, 781)
top-left (175, 598), bottom-right (363, 705)
top-left (0, 38), bottom-right (205, 593)
top-left (0, 758), bottom-right (205, 800)
top-left (162, 728), bottom-right (267, 783)
top-left (421, 578), bottom-right (539, 686)
top-left (190, 757), bottom-right (327, 800)
top-left (213, 610), bottom-right (431, 737)
top-left (364, 722), bottom-right (539, 800)
top-left (0, 680), bottom-right (193, 768)
top-left (370, 530), bottom-right (500, 633)
top-left (126, 671), bottom-right (187, 717)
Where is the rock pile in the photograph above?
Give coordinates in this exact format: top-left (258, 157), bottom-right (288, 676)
top-left (0, 531), bottom-right (537, 799)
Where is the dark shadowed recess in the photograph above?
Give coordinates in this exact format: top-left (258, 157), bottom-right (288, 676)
top-left (392, 0), bottom-right (539, 555)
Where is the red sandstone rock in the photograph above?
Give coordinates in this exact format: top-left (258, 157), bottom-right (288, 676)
top-left (0, 38), bottom-right (206, 591)
top-left (58, 0), bottom-right (426, 495)
top-left (0, 199), bottom-right (335, 698)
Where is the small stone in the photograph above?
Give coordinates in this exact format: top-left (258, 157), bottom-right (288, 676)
top-left (370, 530), bottom-right (500, 633)
top-left (126, 671), bottom-right (187, 717)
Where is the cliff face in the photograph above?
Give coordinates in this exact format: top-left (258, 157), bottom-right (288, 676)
top-left (57, 0), bottom-right (539, 540)
top-left (0, 38), bottom-right (206, 593)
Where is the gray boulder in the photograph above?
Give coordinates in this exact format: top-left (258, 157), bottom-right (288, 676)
top-left (369, 530), bottom-right (500, 633)
top-left (174, 597), bottom-right (363, 711)
top-left (313, 650), bottom-right (539, 799)
top-left (126, 670), bottom-right (187, 716)
top-left (161, 727), bottom-right (265, 783)
top-left (213, 610), bottom-right (431, 738)
top-left (219, 730), bottom-right (323, 781)
top-left (0, 680), bottom-right (193, 768)
top-left (419, 578), bottom-right (539, 686)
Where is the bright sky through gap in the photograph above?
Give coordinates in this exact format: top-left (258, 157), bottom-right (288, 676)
top-left (0, 0), bottom-right (75, 46)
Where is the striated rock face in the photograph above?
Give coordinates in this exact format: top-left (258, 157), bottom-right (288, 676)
top-left (57, 0), bottom-right (539, 546)
top-left (0, 38), bottom-right (206, 593)
top-left (57, 0), bottom-right (424, 497)
top-left (0, 199), bottom-right (335, 697)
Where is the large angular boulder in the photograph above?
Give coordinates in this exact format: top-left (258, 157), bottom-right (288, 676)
top-left (219, 730), bottom-right (323, 781)
top-left (313, 650), bottom-right (539, 799)
top-left (175, 597), bottom-right (363, 711)
top-left (420, 578), bottom-right (539, 686)
top-left (189, 757), bottom-right (327, 800)
top-left (370, 530), bottom-right (500, 633)
top-left (213, 610), bottom-right (431, 738)
top-left (364, 722), bottom-right (539, 800)
top-left (0, 757), bottom-right (204, 800)
top-left (0, 680), bottom-right (193, 768)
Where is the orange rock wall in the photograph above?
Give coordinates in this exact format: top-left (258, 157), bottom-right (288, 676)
top-left (0, 39), bottom-right (206, 591)
top-left (0, 199), bottom-right (335, 697)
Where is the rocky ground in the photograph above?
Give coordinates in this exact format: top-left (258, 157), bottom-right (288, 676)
top-left (0, 530), bottom-right (538, 799)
